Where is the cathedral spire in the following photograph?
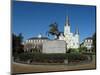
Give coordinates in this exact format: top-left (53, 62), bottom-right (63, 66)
top-left (64, 16), bottom-right (70, 35)
top-left (75, 26), bottom-right (79, 34)
top-left (65, 16), bottom-right (70, 26)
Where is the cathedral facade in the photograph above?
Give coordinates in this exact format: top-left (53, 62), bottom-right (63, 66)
top-left (24, 16), bottom-right (80, 53)
top-left (58, 16), bottom-right (80, 49)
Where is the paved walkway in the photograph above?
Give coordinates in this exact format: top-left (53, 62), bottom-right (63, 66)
top-left (12, 61), bottom-right (96, 74)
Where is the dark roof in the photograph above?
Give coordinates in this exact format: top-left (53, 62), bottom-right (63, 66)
top-left (28, 37), bottom-right (48, 40)
top-left (60, 32), bottom-right (64, 33)
top-left (85, 37), bottom-right (93, 40)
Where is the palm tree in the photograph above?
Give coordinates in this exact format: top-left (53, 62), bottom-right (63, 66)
top-left (48, 22), bottom-right (60, 39)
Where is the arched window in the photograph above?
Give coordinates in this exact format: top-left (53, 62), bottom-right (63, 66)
top-left (91, 40), bottom-right (92, 43)
top-left (85, 40), bottom-right (87, 42)
top-left (38, 40), bottom-right (40, 43)
top-left (88, 40), bottom-right (90, 42)
top-left (28, 40), bottom-right (30, 43)
top-left (34, 40), bottom-right (36, 43)
top-left (26, 40), bottom-right (28, 43)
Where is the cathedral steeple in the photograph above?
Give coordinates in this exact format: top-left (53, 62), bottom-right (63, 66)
top-left (75, 26), bottom-right (79, 34)
top-left (64, 16), bottom-right (70, 35)
top-left (65, 16), bottom-right (70, 26)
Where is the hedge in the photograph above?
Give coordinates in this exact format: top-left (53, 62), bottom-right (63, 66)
top-left (14, 52), bottom-right (90, 63)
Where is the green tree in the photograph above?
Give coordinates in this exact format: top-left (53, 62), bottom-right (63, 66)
top-left (67, 48), bottom-right (79, 53)
top-left (12, 33), bottom-right (24, 56)
top-left (12, 33), bottom-right (17, 55)
top-left (92, 32), bottom-right (96, 52)
top-left (48, 22), bottom-right (60, 39)
top-left (79, 47), bottom-right (87, 53)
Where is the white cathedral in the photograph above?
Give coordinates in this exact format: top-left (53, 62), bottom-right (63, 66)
top-left (58, 16), bottom-right (80, 49)
top-left (24, 16), bottom-right (80, 53)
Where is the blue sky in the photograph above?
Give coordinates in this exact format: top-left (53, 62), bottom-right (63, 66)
top-left (12, 1), bottom-right (96, 42)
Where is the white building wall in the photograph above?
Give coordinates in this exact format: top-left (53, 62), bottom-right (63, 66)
top-left (59, 32), bottom-right (80, 49)
top-left (64, 25), bottom-right (70, 35)
top-left (83, 39), bottom-right (93, 49)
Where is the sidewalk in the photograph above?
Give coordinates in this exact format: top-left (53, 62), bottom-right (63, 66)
top-left (12, 61), bottom-right (96, 74)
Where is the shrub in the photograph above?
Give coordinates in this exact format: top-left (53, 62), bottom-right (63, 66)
top-left (79, 47), bottom-right (87, 53)
top-left (67, 53), bottom-right (88, 62)
top-left (67, 48), bottom-right (79, 53)
top-left (14, 52), bottom-right (90, 63)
